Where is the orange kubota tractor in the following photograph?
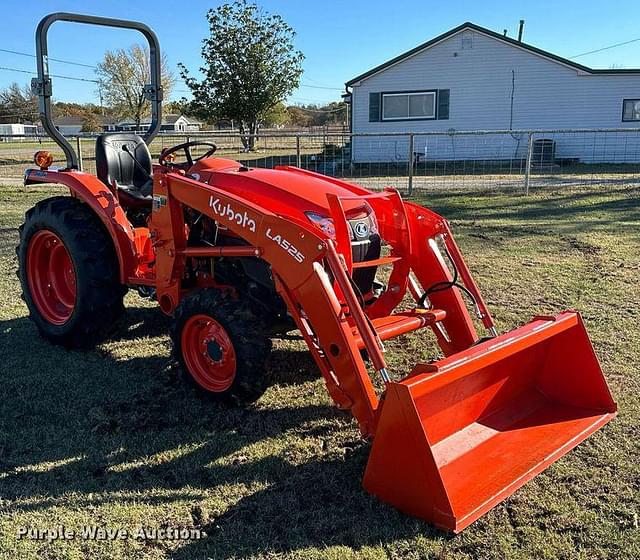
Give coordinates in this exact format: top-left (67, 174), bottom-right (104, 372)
top-left (18, 13), bottom-right (617, 532)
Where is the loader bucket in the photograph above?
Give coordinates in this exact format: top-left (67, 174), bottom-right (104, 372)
top-left (363, 311), bottom-right (616, 532)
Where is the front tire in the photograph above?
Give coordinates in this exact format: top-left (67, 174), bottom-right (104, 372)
top-left (170, 289), bottom-right (272, 404)
top-left (17, 196), bottom-right (125, 348)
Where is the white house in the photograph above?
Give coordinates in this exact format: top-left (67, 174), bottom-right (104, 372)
top-left (0, 123), bottom-right (38, 140)
top-left (161, 114), bottom-right (201, 132)
top-left (54, 115), bottom-right (86, 135)
top-left (116, 114), bottom-right (201, 133)
top-left (345, 22), bottom-right (640, 163)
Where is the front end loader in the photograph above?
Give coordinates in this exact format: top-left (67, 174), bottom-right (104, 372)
top-left (17, 12), bottom-right (617, 533)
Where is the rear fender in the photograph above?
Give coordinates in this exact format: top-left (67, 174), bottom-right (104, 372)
top-left (24, 169), bottom-right (137, 282)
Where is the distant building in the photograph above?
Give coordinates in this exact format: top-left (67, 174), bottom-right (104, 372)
top-left (102, 117), bottom-right (119, 132)
top-left (52, 114), bottom-right (202, 135)
top-left (54, 115), bottom-right (86, 135)
top-left (0, 123), bottom-right (38, 140)
top-left (116, 114), bottom-right (202, 133)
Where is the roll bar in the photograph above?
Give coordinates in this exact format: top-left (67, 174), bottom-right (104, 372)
top-left (32, 12), bottom-right (163, 170)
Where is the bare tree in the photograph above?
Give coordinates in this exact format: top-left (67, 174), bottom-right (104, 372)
top-left (0, 83), bottom-right (38, 123)
top-left (96, 44), bottom-right (175, 129)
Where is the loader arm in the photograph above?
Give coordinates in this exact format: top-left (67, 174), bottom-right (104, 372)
top-left (149, 170), bottom-right (498, 435)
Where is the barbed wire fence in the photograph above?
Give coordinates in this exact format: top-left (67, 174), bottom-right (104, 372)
top-left (1, 128), bottom-right (639, 193)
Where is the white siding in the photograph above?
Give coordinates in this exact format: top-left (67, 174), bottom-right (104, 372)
top-left (350, 29), bottom-right (640, 163)
top-left (0, 123), bottom-right (38, 140)
top-left (0, 124), bottom-right (28, 135)
top-left (57, 125), bottom-right (83, 135)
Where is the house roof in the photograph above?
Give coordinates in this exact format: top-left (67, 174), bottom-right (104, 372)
top-left (165, 114), bottom-right (202, 125)
top-left (55, 114), bottom-right (116, 126)
top-left (164, 114), bottom-right (185, 124)
top-left (117, 114), bottom-right (196, 126)
top-left (55, 114), bottom-right (85, 126)
top-left (345, 22), bottom-right (640, 87)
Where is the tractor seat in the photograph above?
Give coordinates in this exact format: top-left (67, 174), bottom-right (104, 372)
top-left (95, 133), bottom-right (153, 201)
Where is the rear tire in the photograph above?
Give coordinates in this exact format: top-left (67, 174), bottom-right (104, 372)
top-left (17, 196), bottom-right (126, 348)
top-left (170, 289), bottom-right (272, 405)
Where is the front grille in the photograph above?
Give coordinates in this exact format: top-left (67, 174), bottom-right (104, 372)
top-left (351, 229), bottom-right (381, 295)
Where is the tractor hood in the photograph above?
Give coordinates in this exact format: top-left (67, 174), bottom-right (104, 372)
top-left (191, 159), bottom-right (372, 221)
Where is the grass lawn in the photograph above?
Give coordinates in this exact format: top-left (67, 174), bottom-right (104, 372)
top-left (0, 181), bottom-right (638, 559)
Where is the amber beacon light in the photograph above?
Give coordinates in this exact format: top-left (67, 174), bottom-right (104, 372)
top-left (34, 150), bottom-right (54, 170)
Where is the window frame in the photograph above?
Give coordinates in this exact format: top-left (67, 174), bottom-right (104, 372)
top-left (381, 90), bottom-right (438, 121)
top-left (622, 99), bottom-right (640, 122)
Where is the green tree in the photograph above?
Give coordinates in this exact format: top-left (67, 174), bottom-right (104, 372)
top-left (180, 1), bottom-right (304, 150)
top-left (80, 113), bottom-right (103, 133)
top-left (164, 100), bottom-right (189, 115)
top-left (53, 102), bottom-right (107, 119)
top-left (286, 102), bottom-right (347, 128)
top-left (286, 105), bottom-right (313, 128)
top-left (96, 44), bottom-right (175, 129)
top-left (263, 102), bottom-right (290, 127)
top-left (314, 101), bottom-right (347, 127)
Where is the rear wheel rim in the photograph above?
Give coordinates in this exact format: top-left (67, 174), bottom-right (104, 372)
top-left (26, 230), bottom-right (76, 325)
top-left (181, 313), bottom-right (237, 392)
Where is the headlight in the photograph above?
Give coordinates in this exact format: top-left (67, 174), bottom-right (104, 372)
top-left (365, 203), bottom-right (379, 235)
top-left (305, 212), bottom-right (336, 238)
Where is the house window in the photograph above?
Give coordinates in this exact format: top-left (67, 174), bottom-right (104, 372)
top-left (382, 91), bottom-right (436, 120)
top-left (623, 99), bottom-right (640, 122)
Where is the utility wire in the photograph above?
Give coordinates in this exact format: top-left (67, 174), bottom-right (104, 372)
top-left (0, 47), bottom-right (97, 69)
top-left (570, 37), bottom-right (640, 59)
top-left (300, 83), bottom-right (343, 91)
top-left (302, 76), bottom-right (344, 89)
top-left (0, 48), bottom-right (346, 90)
top-left (0, 65), bottom-right (99, 83)
top-left (176, 76), bottom-right (342, 92)
top-left (289, 94), bottom-right (339, 103)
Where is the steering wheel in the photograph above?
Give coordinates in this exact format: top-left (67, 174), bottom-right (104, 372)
top-left (159, 141), bottom-right (217, 169)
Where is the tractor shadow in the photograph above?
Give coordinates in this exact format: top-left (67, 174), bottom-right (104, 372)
top-left (108, 296), bottom-right (172, 341)
top-left (0, 308), bottom-right (439, 557)
top-left (170, 449), bottom-right (446, 560)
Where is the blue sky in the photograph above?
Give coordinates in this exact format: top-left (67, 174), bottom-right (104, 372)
top-left (1, 0), bottom-right (639, 107)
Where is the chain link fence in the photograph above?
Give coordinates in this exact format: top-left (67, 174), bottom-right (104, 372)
top-left (2, 128), bottom-right (639, 193)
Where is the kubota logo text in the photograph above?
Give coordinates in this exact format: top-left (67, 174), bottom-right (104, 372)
top-left (266, 228), bottom-right (305, 263)
top-left (209, 197), bottom-right (256, 232)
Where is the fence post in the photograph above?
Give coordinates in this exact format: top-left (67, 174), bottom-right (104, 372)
top-left (76, 136), bottom-right (83, 172)
top-left (407, 133), bottom-right (415, 196)
top-left (523, 132), bottom-right (534, 195)
top-left (296, 134), bottom-right (301, 168)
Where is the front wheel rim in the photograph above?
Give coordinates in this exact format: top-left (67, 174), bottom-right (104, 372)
top-left (26, 230), bottom-right (76, 325)
top-left (181, 313), bottom-right (237, 392)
